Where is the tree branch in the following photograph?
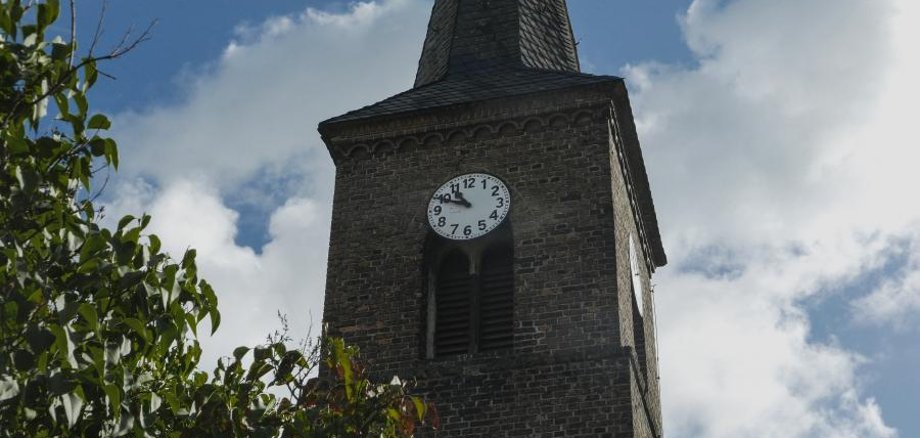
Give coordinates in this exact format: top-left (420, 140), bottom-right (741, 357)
top-left (68, 0), bottom-right (77, 67)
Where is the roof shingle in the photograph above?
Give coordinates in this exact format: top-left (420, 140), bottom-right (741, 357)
top-left (321, 68), bottom-right (618, 125)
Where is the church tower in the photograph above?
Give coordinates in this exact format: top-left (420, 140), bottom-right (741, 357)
top-left (318, 1), bottom-right (667, 436)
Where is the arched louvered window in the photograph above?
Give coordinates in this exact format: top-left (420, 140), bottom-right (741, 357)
top-left (478, 245), bottom-right (514, 352)
top-left (434, 251), bottom-right (473, 357)
top-left (432, 243), bottom-right (514, 358)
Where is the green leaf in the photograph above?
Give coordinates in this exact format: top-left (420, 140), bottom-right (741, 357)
top-left (117, 215), bottom-right (136, 231)
top-left (77, 303), bottom-right (99, 331)
top-left (61, 391), bottom-right (84, 428)
top-left (51, 42), bottom-right (71, 61)
top-left (123, 318), bottom-right (150, 343)
top-left (249, 361), bottom-right (274, 382)
top-left (254, 347), bottom-right (271, 361)
top-left (36, 0), bottom-right (61, 32)
top-left (116, 270), bottom-right (146, 290)
top-left (161, 389), bottom-right (180, 413)
top-left (74, 91), bottom-right (88, 117)
top-left (0, 8), bottom-right (12, 36)
top-left (182, 249), bottom-right (197, 269)
top-left (233, 347), bottom-right (250, 361)
top-left (201, 281), bottom-right (220, 333)
top-left (6, 136), bottom-right (28, 155)
top-left (104, 137), bottom-right (119, 169)
top-left (13, 349), bottom-right (36, 371)
top-left (412, 396), bottom-right (427, 421)
top-left (14, 165), bottom-right (39, 192)
top-left (87, 113), bottom-right (111, 130)
top-left (0, 377), bottom-right (21, 402)
top-left (124, 226), bottom-right (141, 244)
top-left (25, 326), bottom-right (55, 352)
top-left (79, 233), bottom-right (106, 261)
top-left (149, 392), bottom-right (162, 412)
top-left (103, 384), bottom-right (122, 419)
top-left (148, 234), bottom-right (162, 255)
top-left (84, 59), bottom-right (99, 89)
top-left (185, 313), bottom-right (198, 337)
top-left (51, 325), bottom-right (79, 368)
top-left (89, 137), bottom-right (106, 156)
top-left (54, 93), bottom-right (70, 117)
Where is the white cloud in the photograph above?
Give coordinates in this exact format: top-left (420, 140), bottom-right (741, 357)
top-left (852, 229), bottom-right (920, 329)
top-left (631, 0), bottom-right (919, 435)
top-left (112, 0), bottom-right (427, 189)
top-left (107, 0), bottom-right (430, 367)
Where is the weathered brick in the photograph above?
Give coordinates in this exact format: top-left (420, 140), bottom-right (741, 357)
top-left (317, 1), bottom-right (666, 436)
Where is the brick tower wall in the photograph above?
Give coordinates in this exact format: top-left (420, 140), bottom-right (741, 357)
top-left (321, 85), bottom-right (659, 437)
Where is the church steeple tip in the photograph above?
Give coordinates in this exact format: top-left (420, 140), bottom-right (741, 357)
top-left (414, 0), bottom-right (581, 88)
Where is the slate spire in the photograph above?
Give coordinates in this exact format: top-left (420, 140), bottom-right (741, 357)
top-left (414, 0), bottom-right (580, 88)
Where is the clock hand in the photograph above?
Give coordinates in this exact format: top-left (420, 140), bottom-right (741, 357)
top-left (451, 190), bottom-right (473, 208)
top-left (438, 193), bottom-right (472, 208)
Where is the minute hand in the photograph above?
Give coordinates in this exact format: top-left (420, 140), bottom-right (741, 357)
top-left (442, 192), bottom-right (472, 208)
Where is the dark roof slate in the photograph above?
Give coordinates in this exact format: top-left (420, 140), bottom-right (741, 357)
top-left (322, 68), bottom-right (618, 125)
top-left (414, 0), bottom-right (579, 88)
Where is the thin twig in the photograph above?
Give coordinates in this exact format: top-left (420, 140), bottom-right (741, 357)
top-left (68, 0), bottom-right (77, 67)
top-left (109, 20), bottom-right (156, 58)
top-left (0, 22), bottom-right (153, 130)
top-left (88, 0), bottom-right (107, 57)
top-left (96, 70), bottom-right (116, 80)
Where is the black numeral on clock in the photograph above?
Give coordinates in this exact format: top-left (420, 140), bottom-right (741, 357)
top-left (489, 210), bottom-right (499, 220)
top-left (438, 217), bottom-right (446, 227)
top-left (450, 224), bottom-right (459, 234)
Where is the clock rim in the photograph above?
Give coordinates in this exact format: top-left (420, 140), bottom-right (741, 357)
top-left (426, 172), bottom-right (511, 241)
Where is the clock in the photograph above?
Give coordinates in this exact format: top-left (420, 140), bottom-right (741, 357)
top-left (427, 173), bottom-right (511, 240)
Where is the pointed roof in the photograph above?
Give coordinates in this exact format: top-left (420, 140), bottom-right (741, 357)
top-left (322, 0), bottom-right (600, 126)
top-left (414, 0), bottom-right (580, 87)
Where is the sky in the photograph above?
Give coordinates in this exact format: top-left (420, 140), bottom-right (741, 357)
top-left (67, 0), bottom-right (920, 436)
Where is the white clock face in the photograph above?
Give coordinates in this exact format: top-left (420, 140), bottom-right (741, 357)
top-left (427, 173), bottom-right (511, 240)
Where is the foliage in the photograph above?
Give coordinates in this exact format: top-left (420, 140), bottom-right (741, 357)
top-left (0, 1), bottom-right (434, 436)
top-left (177, 327), bottom-right (437, 438)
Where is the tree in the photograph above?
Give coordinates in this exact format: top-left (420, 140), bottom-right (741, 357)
top-left (0, 1), bottom-right (434, 436)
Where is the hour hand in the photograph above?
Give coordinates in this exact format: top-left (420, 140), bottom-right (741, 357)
top-left (451, 191), bottom-right (473, 207)
top-left (440, 193), bottom-right (471, 208)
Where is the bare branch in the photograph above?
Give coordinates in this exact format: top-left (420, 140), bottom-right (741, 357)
top-left (88, 0), bottom-right (107, 57)
top-left (1, 19), bottom-right (156, 130)
top-left (68, 0), bottom-right (77, 67)
top-left (109, 20), bottom-right (156, 59)
top-left (88, 170), bottom-right (111, 204)
top-left (96, 69), bottom-right (117, 81)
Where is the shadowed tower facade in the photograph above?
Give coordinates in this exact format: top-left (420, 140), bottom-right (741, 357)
top-left (318, 0), bottom-right (667, 436)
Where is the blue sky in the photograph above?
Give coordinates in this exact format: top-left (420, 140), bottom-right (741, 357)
top-left (74, 1), bottom-right (919, 436)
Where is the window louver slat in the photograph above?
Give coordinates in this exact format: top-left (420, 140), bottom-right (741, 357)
top-left (435, 252), bottom-right (472, 357)
top-left (478, 248), bottom-right (513, 352)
